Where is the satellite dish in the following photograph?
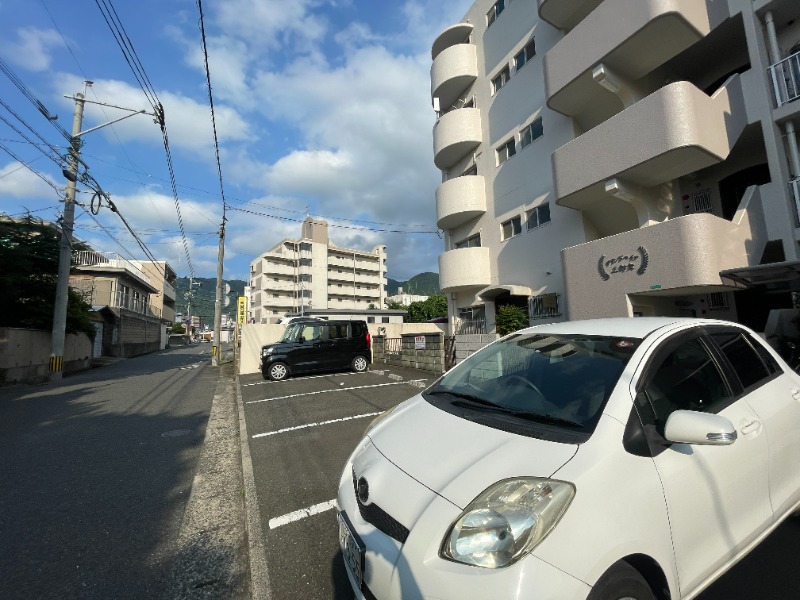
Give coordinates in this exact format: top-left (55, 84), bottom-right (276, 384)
top-left (224, 296), bottom-right (230, 307)
top-left (224, 283), bottom-right (231, 295)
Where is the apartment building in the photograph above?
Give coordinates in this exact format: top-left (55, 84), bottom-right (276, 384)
top-left (432, 0), bottom-right (800, 335)
top-left (249, 217), bottom-right (388, 324)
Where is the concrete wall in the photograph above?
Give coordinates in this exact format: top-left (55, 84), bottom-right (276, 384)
top-left (454, 333), bottom-right (500, 364)
top-left (0, 328), bottom-right (92, 384)
top-left (373, 333), bottom-right (445, 374)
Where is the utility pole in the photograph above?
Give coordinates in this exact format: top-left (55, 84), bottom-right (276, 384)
top-left (49, 84), bottom-right (155, 381)
top-left (212, 218), bottom-right (225, 366)
top-left (49, 90), bottom-right (86, 381)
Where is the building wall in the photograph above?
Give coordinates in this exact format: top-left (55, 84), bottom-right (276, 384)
top-left (433, 0), bottom-right (800, 332)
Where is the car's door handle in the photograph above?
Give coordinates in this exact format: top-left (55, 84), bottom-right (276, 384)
top-left (740, 420), bottom-right (762, 436)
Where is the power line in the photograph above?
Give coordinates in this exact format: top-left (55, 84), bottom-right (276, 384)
top-left (228, 206), bottom-right (439, 235)
top-left (0, 141), bottom-right (64, 197)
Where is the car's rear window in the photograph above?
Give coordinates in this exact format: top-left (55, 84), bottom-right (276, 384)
top-left (425, 333), bottom-right (639, 439)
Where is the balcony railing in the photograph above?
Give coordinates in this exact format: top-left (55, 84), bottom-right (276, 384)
top-left (112, 290), bottom-right (161, 318)
top-left (769, 49), bottom-right (800, 107)
top-left (73, 250), bottom-right (151, 285)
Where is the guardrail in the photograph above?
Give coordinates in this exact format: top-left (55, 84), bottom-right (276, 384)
top-left (769, 49), bottom-right (800, 107)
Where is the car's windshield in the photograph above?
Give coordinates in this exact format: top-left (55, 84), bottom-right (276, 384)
top-left (426, 332), bottom-right (639, 433)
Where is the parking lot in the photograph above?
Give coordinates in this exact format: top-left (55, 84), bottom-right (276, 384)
top-left (238, 363), bottom-right (800, 600)
top-left (238, 365), bottom-right (434, 599)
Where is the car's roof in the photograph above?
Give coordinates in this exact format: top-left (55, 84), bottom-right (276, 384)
top-left (521, 317), bottom-right (739, 339)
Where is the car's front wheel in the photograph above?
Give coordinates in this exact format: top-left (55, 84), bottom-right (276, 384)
top-left (268, 361), bottom-right (290, 381)
top-left (587, 562), bottom-right (655, 600)
top-left (351, 355), bottom-right (368, 373)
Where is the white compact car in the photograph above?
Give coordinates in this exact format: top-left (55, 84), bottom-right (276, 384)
top-left (337, 317), bottom-right (800, 600)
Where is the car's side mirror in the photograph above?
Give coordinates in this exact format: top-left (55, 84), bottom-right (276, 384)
top-left (298, 336), bottom-right (306, 343)
top-left (664, 410), bottom-right (737, 446)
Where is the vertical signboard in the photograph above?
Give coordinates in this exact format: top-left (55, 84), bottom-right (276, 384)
top-left (237, 296), bottom-right (246, 324)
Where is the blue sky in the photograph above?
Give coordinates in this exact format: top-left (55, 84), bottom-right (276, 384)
top-left (0, 0), bottom-right (472, 282)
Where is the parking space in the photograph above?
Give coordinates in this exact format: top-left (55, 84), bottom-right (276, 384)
top-left (239, 365), bottom-right (434, 599)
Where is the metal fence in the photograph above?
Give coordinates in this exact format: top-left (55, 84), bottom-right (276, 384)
top-left (383, 337), bottom-right (401, 355)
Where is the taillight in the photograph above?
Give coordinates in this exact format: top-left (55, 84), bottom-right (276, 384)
top-left (366, 332), bottom-right (371, 350)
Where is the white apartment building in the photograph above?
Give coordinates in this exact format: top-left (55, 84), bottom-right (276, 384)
top-left (432, 0), bottom-right (800, 336)
top-left (249, 217), bottom-right (388, 323)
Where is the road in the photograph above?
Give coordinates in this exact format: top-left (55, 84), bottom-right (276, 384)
top-left (240, 364), bottom-right (800, 600)
top-left (0, 345), bottom-right (218, 600)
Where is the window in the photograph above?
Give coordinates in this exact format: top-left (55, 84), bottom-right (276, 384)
top-left (497, 137), bottom-right (516, 165)
top-left (520, 118), bottom-right (543, 149)
top-left (501, 216), bottom-right (522, 240)
top-left (367, 316), bottom-right (376, 323)
top-left (487, 0), bottom-right (505, 26)
top-left (492, 65), bottom-right (510, 94)
top-left (462, 164), bottom-right (477, 177)
top-left (514, 39), bottom-right (536, 71)
top-left (529, 293), bottom-right (560, 320)
top-left (527, 203), bottom-right (551, 229)
top-left (643, 337), bottom-right (732, 433)
top-left (707, 292), bottom-right (728, 311)
top-left (455, 233), bottom-right (481, 249)
top-left (709, 330), bottom-right (777, 389)
top-left (381, 317), bottom-right (390, 323)
top-left (299, 258), bottom-right (312, 266)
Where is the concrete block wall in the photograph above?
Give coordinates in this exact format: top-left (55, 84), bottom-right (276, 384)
top-left (454, 334), bottom-right (499, 364)
top-left (0, 327), bottom-right (92, 384)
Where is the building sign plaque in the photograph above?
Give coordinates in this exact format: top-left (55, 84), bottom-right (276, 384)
top-left (598, 246), bottom-right (649, 281)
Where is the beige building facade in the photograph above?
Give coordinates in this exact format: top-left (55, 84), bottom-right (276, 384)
top-left (432, 0), bottom-right (800, 334)
top-left (248, 218), bottom-right (388, 324)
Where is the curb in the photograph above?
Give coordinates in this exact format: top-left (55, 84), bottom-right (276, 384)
top-left (236, 371), bottom-right (271, 600)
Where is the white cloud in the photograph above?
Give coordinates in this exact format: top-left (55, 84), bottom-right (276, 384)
top-left (50, 74), bottom-right (253, 156)
top-left (0, 26), bottom-right (65, 71)
top-left (0, 161), bottom-right (62, 200)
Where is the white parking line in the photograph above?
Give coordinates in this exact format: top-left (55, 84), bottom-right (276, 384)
top-left (247, 380), bottom-right (427, 405)
top-left (242, 372), bottom-right (363, 387)
top-left (252, 412), bottom-right (382, 439)
top-left (268, 499), bottom-right (338, 529)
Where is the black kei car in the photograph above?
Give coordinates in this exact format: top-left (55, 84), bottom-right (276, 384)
top-left (260, 319), bottom-right (372, 381)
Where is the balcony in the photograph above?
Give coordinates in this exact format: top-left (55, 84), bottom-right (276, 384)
top-left (431, 44), bottom-right (477, 114)
top-left (791, 178), bottom-right (800, 224)
top-left (162, 280), bottom-right (176, 301)
top-left (439, 246), bottom-right (491, 292)
top-left (553, 77), bottom-right (746, 212)
top-left (73, 250), bottom-right (155, 291)
top-left (561, 205), bottom-right (768, 320)
top-left (538, 0), bottom-right (604, 31)
top-left (436, 175), bottom-right (487, 229)
top-left (768, 48), bottom-right (800, 108)
top-left (431, 22), bottom-right (473, 60)
top-left (545, 0), bottom-right (720, 119)
top-left (433, 107), bottom-right (482, 170)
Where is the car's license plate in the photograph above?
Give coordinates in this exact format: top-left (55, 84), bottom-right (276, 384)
top-left (338, 511), bottom-right (365, 590)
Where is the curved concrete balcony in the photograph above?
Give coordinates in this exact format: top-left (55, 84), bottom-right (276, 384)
top-left (538, 0), bottom-right (604, 30)
top-left (433, 108), bottom-right (482, 170)
top-left (545, 0), bottom-right (722, 118)
top-left (562, 203), bottom-right (768, 320)
top-left (553, 77), bottom-right (747, 210)
top-left (439, 247), bottom-right (491, 292)
top-left (431, 44), bottom-right (478, 113)
top-left (432, 22), bottom-right (474, 60)
top-left (436, 175), bottom-right (487, 230)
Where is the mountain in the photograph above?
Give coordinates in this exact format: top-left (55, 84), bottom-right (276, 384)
top-left (175, 277), bottom-right (247, 323)
top-left (386, 272), bottom-right (440, 296)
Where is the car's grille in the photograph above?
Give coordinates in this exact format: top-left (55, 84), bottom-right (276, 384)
top-left (352, 469), bottom-right (410, 544)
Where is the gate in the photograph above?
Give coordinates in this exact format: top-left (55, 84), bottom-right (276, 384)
top-left (444, 335), bottom-right (456, 371)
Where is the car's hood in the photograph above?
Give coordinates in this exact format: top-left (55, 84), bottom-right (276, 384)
top-left (367, 395), bottom-right (579, 509)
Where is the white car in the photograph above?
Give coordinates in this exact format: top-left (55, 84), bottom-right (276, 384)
top-left (337, 317), bottom-right (800, 600)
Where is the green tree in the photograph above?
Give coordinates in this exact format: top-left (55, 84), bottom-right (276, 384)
top-left (0, 215), bottom-right (95, 338)
top-left (171, 322), bottom-right (186, 334)
top-left (385, 300), bottom-right (405, 310)
top-left (405, 294), bottom-right (448, 323)
top-left (495, 304), bottom-right (528, 336)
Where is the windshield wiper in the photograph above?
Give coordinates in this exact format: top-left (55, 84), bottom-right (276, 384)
top-left (508, 411), bottom-right (583, 428)
top-left (429, 390), bottom-right (584, 428)
top-left (427, 389), bottom-right (495, 406)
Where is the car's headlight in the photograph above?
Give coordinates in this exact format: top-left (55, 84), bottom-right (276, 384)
top-left (441, 478), bottom-right (575, 569)
top-left (262, 347), bottom-right (273, 356)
